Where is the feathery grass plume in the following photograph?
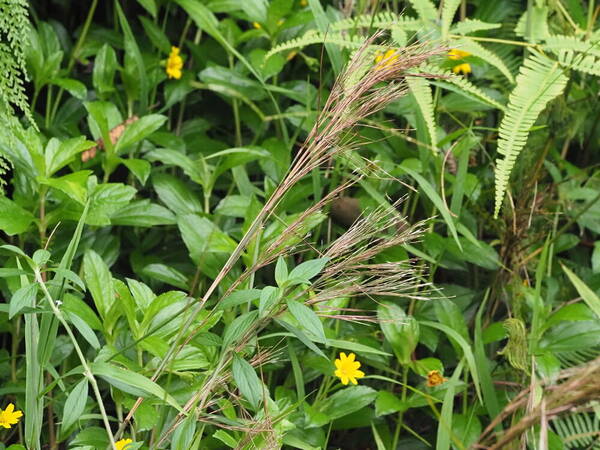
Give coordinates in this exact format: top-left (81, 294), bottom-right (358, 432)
top-left (475, 356), bottom-right (600, 449)
top-left (118, 34), bottom-right (445, 444)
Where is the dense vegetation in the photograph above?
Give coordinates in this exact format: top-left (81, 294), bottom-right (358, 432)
top-left (1, 0), bottom-right (600, 449)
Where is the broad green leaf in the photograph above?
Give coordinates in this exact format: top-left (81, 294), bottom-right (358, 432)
top-left (287, 258), bottom-right (329, 285)
top-left (39, 170), bottom-right (91, 205)
top-left (50, 78), bottom-right (87, 100)
top-left (0, 198), bottom-right (35, 235)
top-left (90, 362), bottom-right (181, 411)
top-left (286, 299), bottom-right (326, 343)
top-left (61, 378), bottom-right (88, 431)
top-left (153, 173), bottom-right (203, 215)
top-left (274, 256), bottom-right (288, 287)
top-left (93, 44), bottom-right (118, 97)
top-left (375, 391), bottom-right (407, 417)
top-left (111, 200), bottom-right (176, 227)
top-left (45, 137), bottom-right (95, 176)
top-left (217, 289), bottom-right (262, 310)
top-left (178, 214), bottom-right (238, 263)
top-left (114, 114), bottom-right (167, 154)
top-left (9, 283), bottom-right (38, 319)
top-left (141, 264), bottom-right (188, 290)
top-left (232, 355), bottom-right (263, 409)
top-left (83, 250), bottom-right (114, 319)
top-left (259, 286), bottom-right (279, 317)
top-left (377, 302), bottom-right (419, 365)
top-left (320, 386), bottom-right (377, 421)
top-left (121, 158), bottom-right (151, 185)
top-left (222, 311), bottom-right (258, 349)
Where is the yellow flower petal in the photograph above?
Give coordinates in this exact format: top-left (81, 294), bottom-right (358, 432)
top-left (333, 352), bottom-right (366, 385)
top-left (115, 438), bottom-right (133, 450)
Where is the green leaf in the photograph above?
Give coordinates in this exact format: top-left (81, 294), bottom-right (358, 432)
top-left (328, 339), bottom-right (391, 357)
top-left (110, 200), bottom-right (176, 227)
top-left (259, 286), bottom-right (279, 317)
top-left (320, 386), bottom-right (377, 421)
top-left (115, 1), bottom-right (148, 112)
top-left (287, 258), bottom-right (329, 284)
top-left (217, 289), bottom-right (262, 310)
top-left (114, 114), bottom-right (167, 154)
top-left (286, 299), bottom-right (326, 343)
top-left (232, 354), bottom-right (263, 409)
top-left (421, 321), bottom-right (482, 403)
top-left (153, 173), bottom-right (203, 215)
top-left (136, 0), bottom-right (157, 18)
top-left (121, 158), bottom-right (151, 185)
top-left (400, 163), bottom-right (461, 250)
top-left (65, 311), bottom-right (100, 349)
top-left (9, 283), bottom-right (38, 319)
top-left (141, 264), bottom-right (188, 290)
top-left (61, 378), bottom-right (88, 431)
top-left (50, 78), bottom-right (87, 100)
top-left (139, 16), bottom-right (170, 53)
top-left (222, 311), bottom-right (258, 349)
top-left (39, 171), bottom-right (91, 205)
top-left (375, 391), bottom-right (407, 417)
top-left (274, 256), bottom-right (288, 287)
top-left (0, 198), bottom-right (35, 235)
top-left (93, 44), bottom-right (118, 96)
top-left (82, 250), bottom-right (114, 319)
top-left (277, 319), bottom-right (327, 358)
top-left (377, 302), bottom-right (419, 365)
top-left (90, 362), bottom-right (182, 411)
top-left (561, 264), bottom-right (600, 319)
top-left (178, 214), bottom-right (238, 263)
top-left (45, 137), bottom-right (95, 177)
top-left (87, 182), bottom-right (137, 226)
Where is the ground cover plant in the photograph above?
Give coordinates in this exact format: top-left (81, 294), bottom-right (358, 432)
top-left (1, 0), bottom-right (600, 449)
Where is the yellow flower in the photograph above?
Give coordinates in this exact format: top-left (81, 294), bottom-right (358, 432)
top-left (426, 370), bottom-right (447, 387)
top-left (166, 46), bottom-right (183, 80)
top-left (334, 352), bottom-right (365, 385)
top-left (115, 438), bottom-right (133, 450)
top-left (300, 0), bottom-right (308, 6)
top-left (448, 48), bottom-right (471, 60)
top-left (452, 63), bottom-right (471, 75)
top-left (253, 22), bottom-right (262, 29)
top-left (0, 403), bottom-right (23, 429)
top-left (448, 48), bottom-right (471, 76)
top-left (374, 49), bottom-right (399, 70)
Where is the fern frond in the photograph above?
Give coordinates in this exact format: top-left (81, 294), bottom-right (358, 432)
top-left (551, 410), bottom-right (600, 449)
top-left (497, 318), bottom-right (529, 372)
top-left (557, 49), bottom-right (600, 76)
top-left (515, 4), bottom-right (550, 42)
top-left (329, 12), bottom-right (421, 33)
top-left (406, 75), bottom-right (437, 149)
top-left (441, 0), bottom-right (461, 39)
top-left (0, 0), bottom-right (35, 128)
top-left (450, 19), bottom-right (502, 35)
top-left (266, 30), bottom-right (367, 60)
top-left (543, 34), bottom-right (600, 58)
top-left (493, 53), bottom-right (568, 217)
top-left (420, 62), bottom-right (506, 111)
top-left (406, 0), bottom-right (438, 22)
top-left (453, 37), bottom-right (515, 83)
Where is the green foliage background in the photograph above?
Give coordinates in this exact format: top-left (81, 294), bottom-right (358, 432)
top-left (1, 0), bottom-right (600, 449)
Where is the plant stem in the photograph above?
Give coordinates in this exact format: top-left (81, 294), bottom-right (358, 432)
top-left (50, 0), bottom-right (99, 122)
top-left (392, 365), bottom-right (409, 449)
top-left (35, 270), bottom-right (117, 449)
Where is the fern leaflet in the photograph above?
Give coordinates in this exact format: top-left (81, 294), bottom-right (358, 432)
top-left (454, 37), bottom-right (515, 83)
top-left (406, 75), bottom-right (437, 149)
top-left (557, 49), bottom-right (600, 76)
top-left (450, 19), bottom-right (502, 35)
top-left (493, 52), bottom-right (568, 217)
top-left (420, 62), bottom-right (506, 111)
